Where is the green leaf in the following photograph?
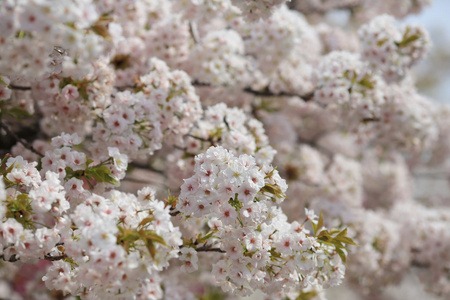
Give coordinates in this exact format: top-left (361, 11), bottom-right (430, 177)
top-left (316, 213), bottom-right (323, 235)
top-left (137, 217), bottom-right (155, 229)
top-left (197, 230), bottom-right (216, 244)
top-left (310, 221), bottom-right (317, 235)
top-left (86, 159), bottom-right (94, 167)
top-left (335, 247), bottom-right (347, 264)
top-left (358, 75), bottom-right (375, 89)
top-left (4, 107), bottom-right (31, 119)
top-left (269, 247), bottom-right (282, 261)
top-left (138, 229), bottom-right (167, 259)
top-left (260, 183), bottom-right (284, 199)
top-left (0, 76), bottom-right (9, 87)
top-left (336, 235), bottom-right (358, 246)
top-left (139, 229), bottom-right (167, 246)
top-left (336, 228), bottom-right (347, 238)
top-left (296, 290), bottom-right (318, 300)
top-left (145, 239), bottom-right (156, 259)
top-left (397, 33), bottom-right (421, 48)
top-left (89, 165), bottom-right (118, 185)
top-left (228, 193), bottom-right (242, 210)
top-left (264, 167), bottom-right (277, 179)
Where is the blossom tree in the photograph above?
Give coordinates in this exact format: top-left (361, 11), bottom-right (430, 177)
top-left (0, 0), bottom-right (449, 299)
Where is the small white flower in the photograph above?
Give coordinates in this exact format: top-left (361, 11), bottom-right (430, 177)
top-left (108, 147), bottom-right (128, 172)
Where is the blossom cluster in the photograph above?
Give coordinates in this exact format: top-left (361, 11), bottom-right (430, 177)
top-left (91, 58), bottom-right (202, 159)
top-left (189, 30), bottom-right (251, 87)
top-left (43, 189), bottom-right (182, 298)
top-left (313, 51), bottom-right (385, 123)
top-left (359, 14), bottom-right (431, 82)
top-left (176, 146), bottom-right (348, 297)
top-left (232, 5), bottom-right (320, 94)
top-left (0, 1), bottom-right (109, 80)
top-left (165, 103), bottom-right (275, 189)
top-left (231, 0), bottom-right (289, 21)
top-left (295, 0), bottom-right (431, 20)
top-left (32, 58), bottom-right (115, 137)
top-left (0, 134), bottom-right (184, 299)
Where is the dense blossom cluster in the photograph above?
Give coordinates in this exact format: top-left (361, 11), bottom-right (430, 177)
top-left (91, 58), bottom-right (202, 159)
top-left (0, 1), bottom-right (107, 80)
top-left (33, 58), bottom-right (115, 137)
top-left (231, 0), bottom-right (289, 21)
top-left (176, 146), bottom-right (346, 297)
top-left (359, 14), bottom-right (431, 82)
top-left (190, 30), bottom-right (251, 87)
top-left (165, 102), bottom-right (275, 190)
top-left (1, 0), bottom-right (450, 300)
top-left (232, 5), bottom-right (320, 94)
top-left (295, 0), bottom-right (431, 20)
top-left (313, 51), bottom-right (385, 123)
top-left (0, 133), bottom-right (183, 299)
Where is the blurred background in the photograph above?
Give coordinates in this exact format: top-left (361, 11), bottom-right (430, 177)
top-left (406, 0), bottom-right (450, 104)
top-left (327, 1), bottom-right (450, 299)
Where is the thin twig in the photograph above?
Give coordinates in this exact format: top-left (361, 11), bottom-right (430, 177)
top-left (10, 81), bottom-right (316, 102)
top-left (187, 134), bottom-right (214, 143)
top-left (411, 260), bottom-right (430, 269)
top-left (362, 117), bottom-right (380, 123)
top-left (296, 2), bottom-right (360, 15)
top-left (0, 254), bottom-right (19, 262)
top-left (180, 243), bottom-right (225, 253)
top-left (129, 162), bottom-right (164, 174)
top-left (169, 208), bottom-right (180, 216)
top-left (43, 254), bottom-right (67, 261)
top-left (412, 171), bottom-right (449, 179)
top-left (189, 21), bottom-right (200, 44)
top-left (195, 244), bottom-right (225, 253)
top-left (192, 80), bottom-right (315, 101)
top-left (8, 85), bottom-right (31, 91)
top-left (0, 252), bottom-right (67, 262)
top-left (243, 87), bottom-right (314, 101)
top-left (0, 121), bottom-right (44, 157)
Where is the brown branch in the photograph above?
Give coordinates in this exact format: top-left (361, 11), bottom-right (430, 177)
top-left (26, 80), bottom-right (316, 103)
top-left (411, 260), bottom-right (430, 269)
top-left (0, 252), bottom-right (67, 262)
top-left (192, 80), bottom-right (315, 101)
top-left (412, 171), bottom-right (449, 180)
top-left (169, 208), bottom-right (180, 216)
top-left (0, 121), bottom-right (44, 157)
top-left (243, 87), bottom-right (314, 101)
top-left (189, 21), bottom-right (200, 44)
top-left (295, 2), bottom-right (360, 15)
top-left (115, 85), bottom-right (136, 91)
top-left (195, 244), bottom-right (225, 253)
top-left (43, 254), bottom-right (67, 261)
top-left (0, 254), bottom-right (19, 262)
top-left (129, 162), bottom-right (164, 174)
top-left (180, 243), bottom-right (225, 253)
top-left (362, 117), bottom-right (380, 123)
top-left (187, 134), bottom-right (215, 143)
top-left (173, 145), bottom-right (187, 151)
top-left (8, 85), bottom-right (31, 91)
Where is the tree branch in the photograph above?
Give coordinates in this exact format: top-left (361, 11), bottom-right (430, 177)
top-left (295, 2), bottom-right (360, 15)
top-left (195, 244), bottom-right (225, 253)
top-left (243, 87), bottom-right (314, 101)
top-left (0, 252), bottom-right (67, 262)
top-left (8, 85), bottom-right (31, 91)
top-left (189, 21), bottom-right (200, 44)
top-left (169, 208), bottom-right (180, 216)
top-left (192, 80), bottom-right (315, 101)
top-left (0, 121), bottom-right (44, 157)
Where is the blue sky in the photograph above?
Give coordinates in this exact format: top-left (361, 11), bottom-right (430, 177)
top-left (406, 0), bottom-right (450, 102)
